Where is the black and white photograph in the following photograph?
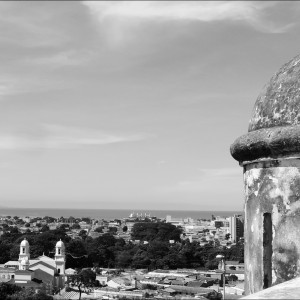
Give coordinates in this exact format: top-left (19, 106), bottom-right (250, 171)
top-left (0, 1), bottom-right (300, 299)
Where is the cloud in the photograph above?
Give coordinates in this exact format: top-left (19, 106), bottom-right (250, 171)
top-left (157, 168), bottom-right (242, 194)
top-left (0, 124), bottom-right (152, 150)
top-left (82, 1), bottom-right (294, 34)
top-left (0, 75), bottom-right (68, 98)
top-left (23, 50), bottom-right (94, 68)
top-left (0, 2), bottom-right (74, 48)
top-left (177, 168), bottom-right (241, 190)
top-left (198, 168), bottom-right (241, 178)
top-left (0, 83), bottom-right (14, 97)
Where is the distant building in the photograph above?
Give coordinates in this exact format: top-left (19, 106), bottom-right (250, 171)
top-left (228, 215), bottom-right (244, 242)
top-left (165, 215), bottom-right (183, 226)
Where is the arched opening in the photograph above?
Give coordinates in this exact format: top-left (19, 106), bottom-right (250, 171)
top-left (263, 213), bottom-right (272, 289)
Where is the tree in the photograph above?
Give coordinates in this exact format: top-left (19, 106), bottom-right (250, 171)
top-left (116, 251), bottom-right (132, 268)
top-left (206, 290), bottom-right (222, 300)
top-left (61, 223), bottom-right (69, 230)
top-left (2, 224), bottom-right (9, 230)
top-left (9, 227), bottom-right (19, 234)
top-left (78, 230), bottom-right (87, 240)
top-left (114, 219), bottom-right (121, 225)
top-left (0, 243), bottom-right (12, 264)
top-left (66, 240), bottom-right (88, 269)
top-left (16, 219), bottom-right (24, 225)
top-left (122, 226), bottom-right (128, 232)
top-left (71, 223), bottom-right (81, 230)
top-left (228, 274), bottom-right (238, 282)
top-left (81, 218), bottom-right (91, 224)
top-left (43, 216), bottom-right (56, 223)
top-left (0, 282), bottom-right (21, 300)
top-left (40, 225), bottom-right (50, 232)
top-left (69, 269), bottom-right (96, 300)
top-left (108, 227), bottom-right (117, 234)
top-left (94, 227), bottom-right (103, 233)
top-left (225, 233), bottom-right (231, 240)
top-left (68, 216), bottom-right (76, 223)
top-left (25, 223), bottom-right (30, 228)
top-left (9, 288), bottom-right (53, 300)
top-left (131, 222), bottom-right (182, 242)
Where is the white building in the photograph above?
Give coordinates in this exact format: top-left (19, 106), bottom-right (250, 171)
top-left (2, 238), bottom-right (66, 293)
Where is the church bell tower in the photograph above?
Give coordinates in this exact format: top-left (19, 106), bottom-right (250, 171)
top-left (55, 239), bottom-right (66, 275)
top-left (18, 238), bottom-right (30, 270)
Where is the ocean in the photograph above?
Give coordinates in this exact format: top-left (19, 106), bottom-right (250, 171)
top-left (0, 207), bottom-right (243, 220)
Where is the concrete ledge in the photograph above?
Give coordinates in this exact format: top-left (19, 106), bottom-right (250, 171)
top-left (230, 125), bottom-right (300, 163)
top-left (241, 277), bottom-right (300, 299)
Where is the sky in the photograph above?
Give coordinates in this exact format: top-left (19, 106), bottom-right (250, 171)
top-left (0, 1), bottom-right (300, 211)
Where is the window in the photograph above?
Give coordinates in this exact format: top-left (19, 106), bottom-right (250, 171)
top-left (58, 268), bottom-right (60, 274)
top-left (58, 249), bottom-right (61, 255)
top-left (23, 247), bottom-right (25, 254)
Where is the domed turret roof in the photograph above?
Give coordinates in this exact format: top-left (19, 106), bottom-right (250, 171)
top-left (231, 54), bottom-right (300, 163)
top-left (249, 54), bottom-right (300, 132)
top-left (20, 238), bottom-right (29, 247)
top-left (56, 239), bottom-right (65, 248)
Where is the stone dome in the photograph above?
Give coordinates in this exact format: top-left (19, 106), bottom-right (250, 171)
top-left (249, 54), bottom-right (300, 132)
top-left (56, 239), bottom-right (65, 248)
top-left (20, 238), bottom-right (29, 247)
top-left (231, 54), bottom-right (300, 163)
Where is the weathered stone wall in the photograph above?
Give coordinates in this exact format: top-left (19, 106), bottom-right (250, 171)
top-left (243, 157), bottom-right (300, 294)
top-left (242, 276), bottom-right (300, 299)
top-left (231, 54), bottom-right (300, 295)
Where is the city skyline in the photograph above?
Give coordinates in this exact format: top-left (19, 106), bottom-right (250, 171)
top-left (0, 1), bottom-right (300, 210)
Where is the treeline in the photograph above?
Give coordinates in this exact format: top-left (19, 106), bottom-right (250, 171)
top-left (0, 222), bottom-right (243, 271)
top-left (0, 284), bottom-right (52, 300)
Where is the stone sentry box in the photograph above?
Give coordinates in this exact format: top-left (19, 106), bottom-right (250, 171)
top-left (231, 54), bottom-right (300, 295)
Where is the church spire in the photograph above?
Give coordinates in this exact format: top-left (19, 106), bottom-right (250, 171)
top-left (19, 238), bottom-right (30, 270)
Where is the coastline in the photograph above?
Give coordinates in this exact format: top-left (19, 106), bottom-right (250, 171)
top-left (0, 207), bottom-right (243, 219)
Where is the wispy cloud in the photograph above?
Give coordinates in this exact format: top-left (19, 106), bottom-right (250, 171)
top-left (197, 168), bottom-right (241, 178)
top-left (0, 2), bottom-right (72, 48)
top-left (157, 168), bottom-right (241, 194)
top-left (0, 83), bottom-right (14, 97)
top-left (0, 124), bottom-right (152, 151)
top-left (82, 1), bottom-right (294, 34)
top-left (0, 75), bottom-right (67, 98)
top-left (22, 50), bottom-right (94, 68)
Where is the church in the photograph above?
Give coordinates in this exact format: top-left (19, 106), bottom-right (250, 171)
top-left (0, 238), bottom-right (66, 293)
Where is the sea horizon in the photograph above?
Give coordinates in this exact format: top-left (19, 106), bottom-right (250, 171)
top-left (0, 207), bottom-right (243, 220)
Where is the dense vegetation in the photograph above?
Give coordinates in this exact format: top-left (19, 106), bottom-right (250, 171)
top-left (0, 221), bottom-right (244, 271)
top-left (131, 222), bottom-right (182, 242)
top-left (0, 283), bottom-right (52, 300)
